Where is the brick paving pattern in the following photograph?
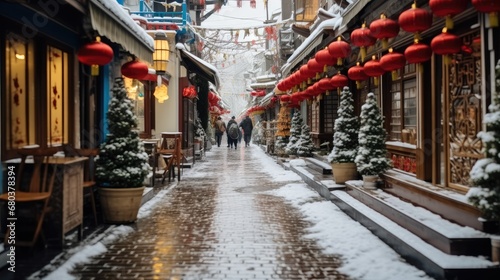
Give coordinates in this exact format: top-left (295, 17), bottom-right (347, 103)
top-left (45, 144), bottom-right (350, 279)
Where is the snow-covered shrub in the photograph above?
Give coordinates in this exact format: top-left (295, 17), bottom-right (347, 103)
top-left (297, 123), bottom-right (314, 157)
top-left (285, 111), bottom-right (303, 156)
top-left (355, 92), bottom-right (391, 176)
top-left (328, 86), bottom-right (359, 163)
top-left (96, 77), bottom-right (151, 188)
top-left (467, 60), bottom-right (500, 221)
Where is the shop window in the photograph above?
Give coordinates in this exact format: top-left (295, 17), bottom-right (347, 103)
top-left (323, 92), bottom-right (338, 134)
top-left (389, 64), bottom-right (417, 141)
top-left (3, 32), bottom-right (72, 159)
top-left (47, 46), bottom-right (69, 146)
top-left (311, 100), bottom-right (319, 133)
top-left (124, 77), bottom-right (145, 133)
top-left (5, 34), bottom-right (36, 150)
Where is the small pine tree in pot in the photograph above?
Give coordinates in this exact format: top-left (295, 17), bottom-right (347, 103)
top-left (355, 92), bottom-right (391, 189)
top-left (96, 77), bottom-right (151, 223)
top-left (467, 60), bottom-right (500, 229)
top-left (297, 123), bottom-right (314, 157)
top-left (328, 86), bottom-right (359, 184)
top-left (285, 111), bottom-right (303, 157)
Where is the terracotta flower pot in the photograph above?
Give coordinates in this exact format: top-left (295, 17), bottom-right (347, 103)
top-left (331, 162), bottom-right (358, 184)
top-left (99, 186), bottom-right (145, 224)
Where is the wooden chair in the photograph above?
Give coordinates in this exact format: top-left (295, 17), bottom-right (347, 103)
top-left (75, 148), bottom-right (99, 226)
top-left (0, 146), bottom-right (59, 247)
top-left (158, 132), bottom-right (182, 183)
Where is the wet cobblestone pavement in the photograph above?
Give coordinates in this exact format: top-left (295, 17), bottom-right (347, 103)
top-left (61, 144), bottom-right (348, 279)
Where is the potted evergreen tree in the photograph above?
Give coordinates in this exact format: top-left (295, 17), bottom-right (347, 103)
top-left (355, 92), bottom-right (391, 189)
top-left (297, 123), bottom-right (314, 157)
top-left (95, 77), bottom-right (151, 223)
top-left (285, 111), bottom-right (303, 157)
top-left (328, 86), bottom-right (359, 184)
top-left (467, 60), bottom-right (500, 239)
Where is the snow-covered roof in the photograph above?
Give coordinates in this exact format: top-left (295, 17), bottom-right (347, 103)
top-left (176, 43), bottom-right (221, 89)
top-left (250, 81), bottom-right (277, 89)
top-left (281, 15), bottom-right (342, 76)
top-left (255, 74), bottom-right (278, 83)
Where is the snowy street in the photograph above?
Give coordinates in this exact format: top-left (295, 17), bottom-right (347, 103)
top-left (28, 142), bottom-right (431, 280)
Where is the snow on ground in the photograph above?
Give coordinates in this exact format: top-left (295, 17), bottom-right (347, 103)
top-left (266, 183), bottom-right (433, 280)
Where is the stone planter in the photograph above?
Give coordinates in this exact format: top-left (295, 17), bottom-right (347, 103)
top-left (99, 186), bottom-right (145, 224)
top-left (362, 175), bottom-right (379, 189)
top-left (331, 162), bottom-right (358, 184)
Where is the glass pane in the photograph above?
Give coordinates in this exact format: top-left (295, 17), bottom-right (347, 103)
top-left (5, 34), bottom-right (35, 149)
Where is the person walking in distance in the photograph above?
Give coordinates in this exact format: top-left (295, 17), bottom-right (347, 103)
top-left (214, 116), bottom-right (226, 147)
top-left (227, 116), bottom-right (239, 149)
top-left (239, 115), bottom-right (253, 147)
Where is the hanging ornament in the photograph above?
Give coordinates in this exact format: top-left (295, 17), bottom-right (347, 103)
top-left (300, 64), bottom-right (315, 85)
top-left (429, 0), bottom-right (469, 29)
top-left (348, 62), bottom-right (369, 89)
top-left (307, 58), bottom-right (324, 80)
top-left (398, 2), bottom-right (433, 40)
top-left (431, 28), bottom-right (462, 64)
top-left (363, 56), bottom-right (385, 86)
top-left (234, 30), bottom-right (239, 43)
top-left (121, 60), bottom-right (148, 80)
top-left (315, 48), bottom-right (336, 73)
top-left (237, 0), bottom-right (242, 8)
top-left (244, 29), bottom-right (251, 38)
top-left (317, 77), bottom-right (334, 95)
top-left (351, 23), bottom-right (376, 62)
top-left (250, 0), bottom-right (256, 8)
top-left (472, 0), bottom-right (500, 28)
top-left (327, 36), bottom-right (351, 66)
top-left (369, 14), bottom-right (400, 50)
top-left (380, 48), bottom-right (406, 80)
top-left (330, 72), bottom-right (349, 94)
top-left (405, 40), bottom-right (432, 64)
top-left (254, 28), bottom-right (260, 36)
top-left (77, 37), bottom-right (114, 76)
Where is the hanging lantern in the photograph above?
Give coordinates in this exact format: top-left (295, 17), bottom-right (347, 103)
top-left (315, 48), bottom-right (336, 73)
top-left (398, 3), bottom-right (433, 40)
top-left (307, 58), bottom-right (324, 80)
top-left (370, 14), bottom-right (400, 50)
top-left (472, 0), bottom-right (500, 28)
top-left (121, 60), bottom-right (148, 80)
top-left (300, 64), bottom-right (315, 85)
top-left (183, 85), bottom-right (197, 99)
top-left (280, 94), bottom-right (290, 103)
top-left (330, 72), bottom-right (349, 94)
top-left (429, 0), bottom-right (469, 29)
top-left (77, 37), bottom-right (114, 76)
top-left (154, 84), bottom-right (169, 103)
top-left (328, 36), bottom-right (351, 66)
top-left (348, 62), bottom-right (369, 89)
top-left (363, 56), bottom-right (386, 86)
top-left (380, 48), bottom-right (406, 80)
top-left (431, 28), bottom-right (462, 64)
top-left (317, 77), bottom-right (334, 95)
top-left (405, 41), bottom-right (432, 64)
top-left (351, 23), bottom-right (377, 62)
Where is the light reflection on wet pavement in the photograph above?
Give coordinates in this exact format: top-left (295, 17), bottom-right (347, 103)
top-left (71, 143), bottom-right (348, 279)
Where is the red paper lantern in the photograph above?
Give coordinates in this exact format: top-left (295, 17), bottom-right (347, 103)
top-left (405, 42), bottom-right (432, 64)
top-left (300, 64), bottom-right (315, 84)
top-left (370, 14), bottom-right (400, 50)
top-left (429, 0), bottom-right (469, 29)
top-left (307, 59), bottom-right (324, 79)
top-left (280, 95), bottom-right (290, 103)
top-left (380, 49), bottom-right (406, 80)
top-left (351, 24), bottom-right (376, 62)
top-left (472, 0), bottom-right (500, 27)
top-left (348, 62), bottom-right (368, 88)
top-left (328, 36), bottom-right (351, 66)
top-left (77, 37), bottom-right (114, 76)
top-left (316, 77), bottom-right (333, 95)
top-left (315, 48), bottom-right (336, 72)
top-left (431, 28), bottom-right (461, 64)
top-left (121, 60), bottom-right (148, 80)
top-left (363, 56), bottom-right (385, 85)
top-left (182, 85), bottom-right (197, 99)
top-left (330, 73), bottom-right (349, 93)
top-left (398, 3), bottom-right (433, 38)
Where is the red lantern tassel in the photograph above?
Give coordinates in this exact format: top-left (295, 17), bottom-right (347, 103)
top-left (91, 65), bottom-right (99, 76)
top-left (445, 15), bottom-right (454, 30)
top-left (360, 47), bottom-right (367, 62)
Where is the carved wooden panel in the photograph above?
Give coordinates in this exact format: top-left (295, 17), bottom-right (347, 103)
top-left (447, 31), bottom-right (482, 187)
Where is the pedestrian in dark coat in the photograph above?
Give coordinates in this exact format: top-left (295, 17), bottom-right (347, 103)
top-left (226, 116), bottom-right (239, 149)
top-left (214, 116), bottom-right (226, 147)
top-left (239, 115), bottom-right (253, 147)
